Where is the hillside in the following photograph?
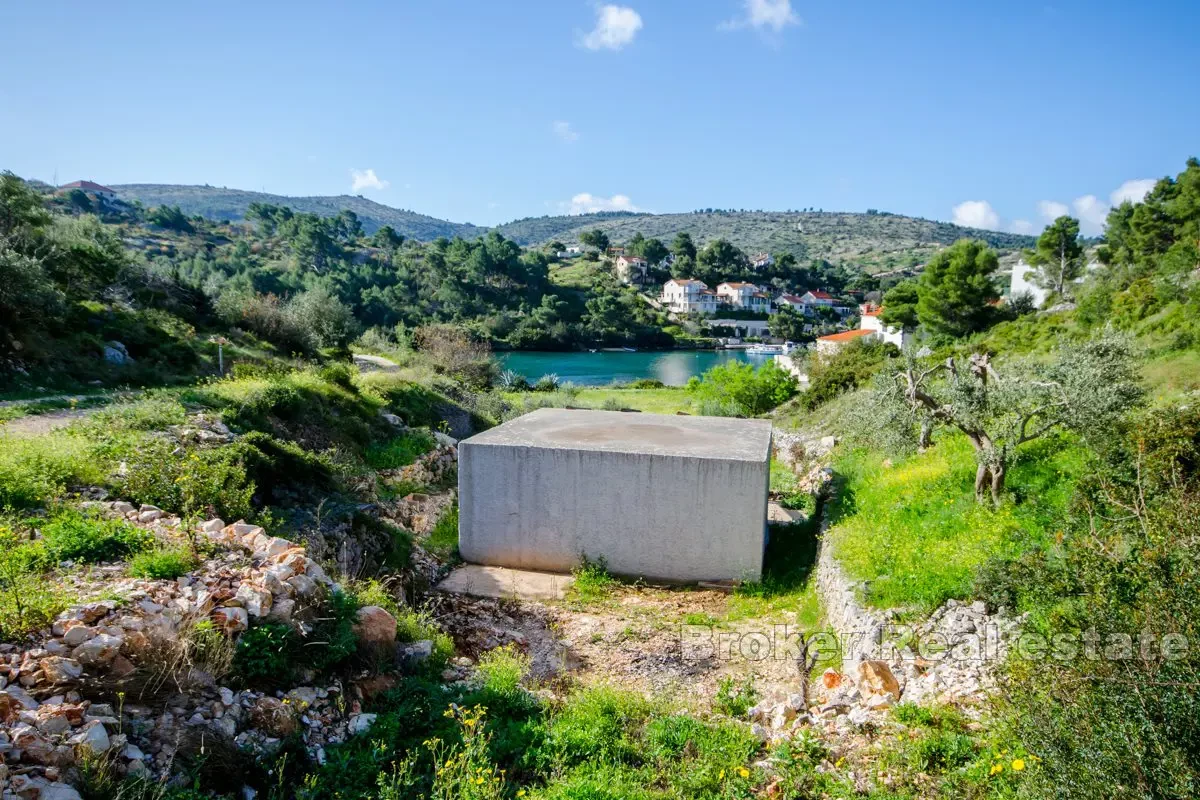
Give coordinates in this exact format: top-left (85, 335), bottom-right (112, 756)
top-left (112, 183), bottom-right (485, 241)
top-left (111, 184), bottom-right (1033, 271)
top-left (497, 209), bottom-right (1035, 272)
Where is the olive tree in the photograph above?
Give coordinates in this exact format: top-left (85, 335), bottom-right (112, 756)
top-left (865, 333), bottom-right (1143, 506)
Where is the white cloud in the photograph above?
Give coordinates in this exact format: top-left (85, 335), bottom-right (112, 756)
top-left (580, 5), bottom-right (643, 51)
top-left (552, 120), bottom-right (580, 142)
top-left (1072, 194), bottom-right (1109, 235)
top-left (1109, 178), bottom-right (1156, 206)
top-left (722, 0), bottom-right (801, 32)
top-left (1009, 219), bottom-right (1036, 235)
top-left (565, 192), bottom-right (641, 214)
top-left (349, 168), bottom-right (389, 192)
top-left (1037, 200), bottom-right (1069, 222)
top-left (951, 200), bottom-right (1001, 231)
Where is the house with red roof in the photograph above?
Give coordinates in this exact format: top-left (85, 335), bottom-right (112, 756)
top-left (716, 282), bottom-right (771, 312)
top-left (661, 279), bottom-right (720, 315)
top-left (58, 180), bottom-right (117, 201)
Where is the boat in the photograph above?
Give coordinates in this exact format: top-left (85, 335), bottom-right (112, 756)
top-left (745, 342), bottom-right (801, 355)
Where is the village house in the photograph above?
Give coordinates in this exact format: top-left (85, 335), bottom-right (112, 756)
top-left (615, 254), bottom-right (649, 284)
top-left (858, 303), bottom-right (910, 348)
top-left (750, 252), bottom-right (774, 270)
top-left (814, 328), bottom-right (875, 356)
top-left (556, 245), bottom-right (584, 258)
top-left (58, 180), bottom-right (117, 201)
top-left (775, 294), bottom-right (807, 312)
top-left (661, 278), bottom-right (720, 314)
top-left (716, 282), bottom-right (772, 312)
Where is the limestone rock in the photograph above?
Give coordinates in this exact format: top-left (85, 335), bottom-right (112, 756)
top-left (40, 657), bottom-right (84, 684)
top-left (347, 713), bottom-right (377, 736)
top-left (70, 721), bottom-right (111, 755)
top-left (212, 606), bottom-right (249, 634)
top-left (353, 607), bottom-right (397, 651)
top-left (72, 634), bottom-right (124, 667)
top-left (857, 660), bottom-right (900, 699)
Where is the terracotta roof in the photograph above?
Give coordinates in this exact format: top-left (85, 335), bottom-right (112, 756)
top-left (817, 329), bottom-right (875, 343)
top-left (806, 290), bottom-right (835, 300)
top-left (719, 282), bottom-right (757, 290)
top-left (860, 303), bottom-right (883, 317)
top-left (619, 255), bottom-right (647, 262)
top-left (778, 294), bottom-right (805, 303)
top-left (60, 180), bottom-right (115, 194)
top-left (667, 278), bottom-right (707, 287)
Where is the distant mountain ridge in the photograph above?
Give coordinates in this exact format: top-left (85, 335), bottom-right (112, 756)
top-left (112, 184), bottom-right (486, 241)
top-left (112, 183), bottom-right (1034, 273)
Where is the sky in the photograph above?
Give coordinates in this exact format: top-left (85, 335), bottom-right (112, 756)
top-left (2, 1), bottom-right (1198, 232)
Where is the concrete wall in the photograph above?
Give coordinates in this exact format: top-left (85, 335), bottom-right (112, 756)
top-left (458, 409), bottom-right (772, 583)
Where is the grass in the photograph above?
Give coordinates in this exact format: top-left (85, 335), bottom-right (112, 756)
top-left (364, 430), bottom-right (437, 470)
top-left (40, 509), bottom-right (155, 563)
top-left (426, 503), bottom-right (459, 560)
top-left (569, 557), bottom-right (619, 604)
top-left (770, 457), bottom-right (815, 513)
top-left (827, 432), bottom-right (1088, 612)
top-left (129, 547), bottom-right (196, 579)
top-left (726, 516), bottom-right (823, 625)
top-left (500, 386), bottom-right (695, 416)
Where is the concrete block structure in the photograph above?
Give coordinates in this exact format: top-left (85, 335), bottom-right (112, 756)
top-left (458, 408), bottom-right (772, 583)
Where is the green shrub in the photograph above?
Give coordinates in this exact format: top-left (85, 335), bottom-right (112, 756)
top-left (394, 606), bottom-right (454, 669)
top-left (687, 360), bottom-right (797, 416)
top-left (307, 589), bottom-right (362, 672)
top-left (40, 510), bottom-right (154, 563)
top-left (0, 529), bottom-right (64, 642)
top-left (800, 338), bottom-right (896, 411)
top-left (713, 675), bottom-right (759, 717)
top-left (129, 547), bottom-right (195, 580)
top-left (475, 644), bottom-right (530, 699)
top-left (906, 730), bottom-right (976, 772)
top-left (0, 433), bottom-right (103, 509)
top-left (120, 440), bottom-right (255, 520)
top-left (569, 556), bottom-right (617, 604)
top-left (233, 622), bottom-right (297, 686)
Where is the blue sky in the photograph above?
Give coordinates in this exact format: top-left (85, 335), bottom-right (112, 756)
top-left (2, 1), bottom-right (1197, 232)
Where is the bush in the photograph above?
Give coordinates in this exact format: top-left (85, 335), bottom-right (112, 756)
top-left (40, 510), bottom-right (154, 563)
top-left (121, 441), bottom-right (255, 521)
top-left (233, 622), bottom-right (297, 686)
top-left (0, 433), bottom-right (104, 509)
top-left (129, 547), bottom-right (196, 580)
top-left (800, 338), bottom-right (895, 411)
top-left (688, 360), bottom-right (797, 416)
top-left (0, 529), bottom-right (64, 642)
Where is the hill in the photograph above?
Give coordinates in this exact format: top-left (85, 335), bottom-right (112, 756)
top-left (495, 210), bottom-right (1035, 273)
top-left (111, 184), bottom-right (1034, 271)
top-left (111, 184), bottom-right (485, 241)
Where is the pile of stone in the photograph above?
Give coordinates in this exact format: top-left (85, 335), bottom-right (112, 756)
top-left (168, 413), bottom-right (235, 447)
top-left (383, 443), bottom-right (458, 492)
top-left (0, 507), bottom-right (352, 797)
top-left (746, 599), bottom-right (1025, 742)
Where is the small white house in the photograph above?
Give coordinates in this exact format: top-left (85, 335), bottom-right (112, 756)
top-left (750, 252), bottom-right (774, 270)
top-left (1009, 260), bottom-right (1049, 307)
top-left (859, 303), bottom-right (910, 348)
top-left (557, 245), bottom-right (585, 258)
top-left (615, 255), bottom-right (649, 284)
top-left (775, 294), bottom-right (806, 312)
top-left (814, 328), bottom-right (875, 356)
top-left (716, 282), bottom-right (771, 312)
top-left (661, 279), bottom-right (720, 315)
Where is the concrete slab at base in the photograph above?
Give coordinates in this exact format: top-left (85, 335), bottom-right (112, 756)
top-left (437, 565), bottom-right (575, 601)
top-left (458, 408), bottom-right (772, 583)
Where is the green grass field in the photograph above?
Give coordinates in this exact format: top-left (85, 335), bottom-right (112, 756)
top-left (826, 433), bottom-right (1088, 613)
top-left (501, 386), bottom-right (696, 415)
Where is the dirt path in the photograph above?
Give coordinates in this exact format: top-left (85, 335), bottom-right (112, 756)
top-left (437, 582), bottom-right (814, 711)
top-left (0, 408), bottom-right (97, 437)
top-left (353, 353), bottom-right (401, 372)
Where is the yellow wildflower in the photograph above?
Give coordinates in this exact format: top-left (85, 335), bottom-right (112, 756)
top-left (1012, 759), bottom-right (1025, 771)
top-left (718, 770), bottom-right (725, 780)
top-left (990, 763), bottom-right (1003, 776)
top-left (737, 767), bottom-right (750, 779)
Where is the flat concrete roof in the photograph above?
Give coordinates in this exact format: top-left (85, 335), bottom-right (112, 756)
top-left (461, 408), bottom-right (772, 461)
